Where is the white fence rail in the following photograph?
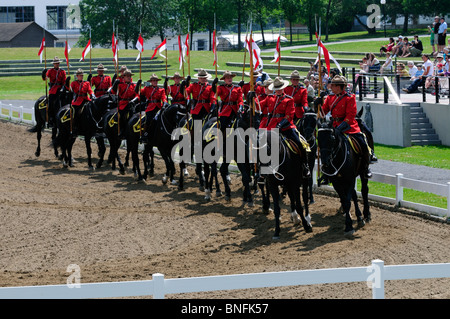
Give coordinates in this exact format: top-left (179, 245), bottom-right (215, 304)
top-left (0, 101), bottom-right (35, 125)
top-left (1, 260), bottom-right (450, 299)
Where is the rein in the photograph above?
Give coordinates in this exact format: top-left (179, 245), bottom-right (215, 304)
top-left (319, 128), bottom-right (348, 177)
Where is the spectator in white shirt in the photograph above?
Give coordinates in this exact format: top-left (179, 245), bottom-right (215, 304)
top-left (407, 61), bottom-right (418, 78)
top-left (402, 54), bottom-right (434, 93)
top-left (380, 52), bottom-right (393, 74)
top-left (437, 17), bottom-right (447, 53)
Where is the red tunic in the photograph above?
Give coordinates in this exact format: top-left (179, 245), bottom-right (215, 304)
top-left (258, 95), bottom-right (272, 129)
top-left (216, 84), bottom-right (243, 117)
top-left (284, 85), bottom-right (308, 119)
top-left (141, 86), bottom-right (167, 112)
top-left (185, 82), bottom-right (217, 115)
top-left (321, 93), bottom-right (360, 134)
top-left (112, 82), bottom-right (139, 111)
top-left (168, 83), bottom-right (186, 105)
top-left (91, 75), bottom-right (112, 97)
top-left (261, 94), bottom-right (296, 131)
top-left (70, 80), bottom-right (93, 106)
top-left (46, 67), bottom-right (67, 95)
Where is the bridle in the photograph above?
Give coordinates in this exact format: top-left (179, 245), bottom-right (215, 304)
top-left (318, 127), bottom-right (347, 177)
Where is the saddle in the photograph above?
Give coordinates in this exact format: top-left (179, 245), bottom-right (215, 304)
top-left (346, 134), bottom-right (362, 155)
top-left (133, 113), bottom-right (146, 133)
top-left (282, 137), bottom-right (302, 155)
top-left (38, 98), bottom-right (48, 109)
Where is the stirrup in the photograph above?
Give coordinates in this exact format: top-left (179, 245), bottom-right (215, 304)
top-left (364, 168), bottom-right (373, 179)
top-left (370, 153), bottom-right (378, 164)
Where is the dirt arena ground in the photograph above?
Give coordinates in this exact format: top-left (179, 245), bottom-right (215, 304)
top-left (1, 119), bottom-right (449, 299)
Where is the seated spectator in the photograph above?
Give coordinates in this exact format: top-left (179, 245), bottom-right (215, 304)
top-left (368, 53), bottom-right (381, 72)
top-left (407, 61), bottom-right (418, 78)
top-left (380, 52), bottom-right (393, 74)
top-left (396, 63), bottom-right (410, 77)
top-left (403, 35), bottom-right (423, 57)
top-left (304, 79), bottom-right (315, 107)
top-left (444, 55), bottom-right (450, 76)
top-left (359, 57), bottom-right (369, 73)
top-left (399, 37), bottom-right (413, 57)
top-left (391, 36), bottom-right (404, 58)
top-left (380, 37), bottom-right (395, 57)
top-left (402, 54), bottom-right (434, 93)
top-left (411, 64), bottom-right (424, 81)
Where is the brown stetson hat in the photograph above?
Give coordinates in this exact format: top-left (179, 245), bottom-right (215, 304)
top-left (95, 63), bottom-right (107, 71)
top-left (220, 70), bottom-right (236, 80)
top-left (148, 73), bottom-right (161, 81)
top-left (330, 75), bottom-right (347, 85)
top-left (268, 77), bottom-right (289, 91)
top-left (194, 68), bottom-right (212, 79)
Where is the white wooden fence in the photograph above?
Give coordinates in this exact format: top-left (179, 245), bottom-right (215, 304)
top-left (0, 259), bottom-right (449, 299)
top-left (0, 101), bottom-right (35, 125)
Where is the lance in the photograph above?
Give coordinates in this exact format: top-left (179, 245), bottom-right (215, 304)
top-left (278, 18), bottom-right (281, 77)
top-left (188, 18), bottom-right (191, 77)
top-left (248, 15), bottom-right (257, 176)
top-left (315, 15), bottom-right (323, 183)
top-left (138, 25), bottom-right (143, 140)
top-left (43, 26), bottom-right (49, 124)
top-left (89, 27), bottom-right (92, 77)
top-left (165, 37), bottom-right (168, 81)
top-left (213, 13), bottom-right (218, 79)
top-left (242, 20), bottom-right (250, 81)
top-left (113, 20), bottom-right (117, 76)
top-left (116, 24), bottom-right (120, 76)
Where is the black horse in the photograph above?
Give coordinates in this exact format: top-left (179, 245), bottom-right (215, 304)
top-left (296, 108), bottom-right (318, 204)
top-left (259, 129), bottom-right (313, 239)
top-left (28, 80), bottom-right (72, 158)
top-left (142, 103), bottom-right (188, 188)
top-left (53, 94), bottom-right (113, 169)
top-left (317, 118), bottom-right (371, 237)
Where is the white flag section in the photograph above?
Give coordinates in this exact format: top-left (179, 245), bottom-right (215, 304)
top-left (151, 39), bottom-right (167, 60)
top-left (38, 37), bottom-right (45, 64)
top-left (245, 38), bottom-right (263, 70)
top-left (212, 30), bottom-right (219, 67)
top-left (80, 39), bottom-right (91, 62)
top-left (271, 35), bottom-right (280, 63)
top-left (314, 46), bottom-right (342, 74)
top-left (136, 34), bottom-right (144, 62)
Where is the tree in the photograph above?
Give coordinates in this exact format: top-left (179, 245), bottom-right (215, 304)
top-left (280, 0), bottom-right (302, 44)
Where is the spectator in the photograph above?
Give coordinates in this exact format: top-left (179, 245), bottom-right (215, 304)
top-left (380, 38), bottom-right (395, 57)
top-left (404, 35), bottom-right (423, 57)
top-left (359, 57), bottom-right (369, 73)
top-left (304, 79), bottom-right (315, 107)
top-left (411, 64), bottom-right (424, 81)
top-left (368, 53), bottom-right (381, 72)
top-left (432, 16), bottom-right (441, 57)
top-left (399, 37), bottom-right (412, 57)
top-left (391, 36), bottom-right (404, 58)
top-left (444, 55), bottom-right (450, 76)
top-left (407, 61), bottom-right (418, 78)
top-left (437, 17), bottom-right (447, 53)
top-left (380, 52), bottom-right (393, 74)
top-left (428, 23), bottom-right (436, 56)
top-left (396, 63), bottom-right (409, 77)
top-left (402, 54), bottom-right (434, 93)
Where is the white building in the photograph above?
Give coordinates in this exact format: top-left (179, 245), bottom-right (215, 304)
top-left (0, 0), bottom-right (81, 47)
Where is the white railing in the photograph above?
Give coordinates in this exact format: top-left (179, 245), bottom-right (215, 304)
top-left (312, 162), bottom-right (450, 220)
top-left (0, 259), bottom-right (449, 299)
top-left (0, 101), bottom-right (35, 125)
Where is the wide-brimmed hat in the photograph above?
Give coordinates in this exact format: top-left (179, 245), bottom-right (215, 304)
top-left (170, 72), bottom-right (184, 79)
top-left (148, 73), bottom-right (161, 81)
top-left (436, 53), bottom-right (444, 58)
top-left (268, 77), bottom-right (289, 91)
top-left (220, 70), bottom-right (236, 80)
top-left (52, 56), bottom-right (61, 64)
top-left (122, 69), bottom-right (134, 77)
top-left (75, 68), bottom-right (84, 76)
top-left (95, 63), bottom-right (107, 71)
top-left (244, 70), bottom-right (262, 77)
top-left (289, 70), bottom-right (301, 80)
top-left (119, 65), bottom-right (127, 73)
top-left (261, 79), bottom-right (274, 88)
top-left (194, 68), bottom-right (212, 79)
top-left (330, 75), bottom-right (347, 85)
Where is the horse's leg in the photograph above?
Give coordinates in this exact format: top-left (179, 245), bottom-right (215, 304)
top-left (212, 162), bottom-right (222, 197)
top-left (95, 136), bottom-right (106, 169)
top-left (52, 126), bottom-right (59, 158)
top-left (360, 177), bottom-right (371, 223)
top-left (342, 185), bottom-right (355, 237)
top-left (238, 162), bottom-right (253, 207)
top-left (178, 161), bottom-right (185, 191)
top-left (149, 147), bottom-right (155, 177)
top-left (116, 148), bottom-right (125, 175)
top-left (196, 163), bottom-right (205, 191)
top-left (300, 180), bottom-right (313, 232)
top-left (66, 136), bottom-right (76, 168)
top-left (220, 162), bottom-right (232, 201)
top-left (84, 135), bottom-right (94, 170)
top-left (352, 188), bottom-right (365, 228)
top-left (132, 142), bottom-right (143, 180)
top-left (268, 181), bottom-right (281, 240)
top-left (35, 125), bottom-right (42, 157)
top-left (203, 163), bottom-right (212, 201)
top-left (259, 179), bottom-right (272, 214)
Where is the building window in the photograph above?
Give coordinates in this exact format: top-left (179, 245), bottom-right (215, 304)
top-left (47, 6), bottom-right (67, 30)
top-left (0, 6), bottom-right (35, 23)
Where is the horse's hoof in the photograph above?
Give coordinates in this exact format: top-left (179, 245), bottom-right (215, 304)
top-left (364, 217), bottom-right (372, 224)
top-left (69, 162), bottom-right (75, 168)
top-left (224, 195), bottom-right (231, 202)
top-left (35, 151), bottom-right (40, 157)
top-left (119, 168), bottom-right (125, 175)
top-left (304, 225), bottom-right (313, 233)
top-left (58, 155), bottom-right (64, 161)
top-left (290, 211), bottom-right (301, 225)
top-left (183, 169), bottom-right (189, 177)
top-left (171, 179), bottom-right (178, 186)
top-left (63, 162), bottom-right (68, 168)
top-left (226, 175), bottom-right (232, 185)
top-left (357, 218), bottom-right (366, 228)
top-left (344, 229), bottom-right (355, 238)
top-left (199, 186), bottom-right (205, 192)
top-left (178, 185), bottom-right (184, 191)
top-left (162, 176), bottom-right (168, 184)
top-left (272, 234), bottom-right (280, 240)
top-left (216, 191), bottom-right (223, 197)
top-left (309, 199), bottom-right (315, 204)
top-left (247, 201), bottom-right (255, 207)
top-left (89, 165), bottom-right (95, 171)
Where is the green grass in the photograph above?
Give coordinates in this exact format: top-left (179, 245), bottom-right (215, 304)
top-left (357, 179), bottom-right (447, 209)
top-left (374, 144), bottom-right (450, 170)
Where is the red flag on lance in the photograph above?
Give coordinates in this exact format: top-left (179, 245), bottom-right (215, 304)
top-left (178, 35), bottom-right (184, 70)
top-left (136, 34), bottom-right (144, 61)
top-left (212, 30), bottom-right (219, 67)
top-left (314, 35), bottom-right (342, 74)
top-left (245, 38), bottom-right (263, 70)
top-left (64, 40), bottom-right (71, 70)
top-left (80, 39), bottom-right (91, 62)
top-left (151, 39), bottom-right (167, 60)
top-left (38, 37), bottom-right (45, 64)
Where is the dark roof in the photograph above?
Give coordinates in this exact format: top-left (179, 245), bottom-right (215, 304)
top-left (0, 22), bottom-right (57, 42)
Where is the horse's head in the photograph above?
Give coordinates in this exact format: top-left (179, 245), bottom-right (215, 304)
top-left (317, 118), bottom-right (338, 168)
top-left (236, 103), bottom-right (260, 130)
top-left (298, 108), bottom-right (317, 141)
top-left (162, 103), bottom-right (186, 128)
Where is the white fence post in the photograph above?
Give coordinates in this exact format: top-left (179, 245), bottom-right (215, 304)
top-left (153, 273), bottom-right (165, 299)
top-left (371, 259), bottom-right (385, 299)
top-left (395, 173), bottom-right (404, 206)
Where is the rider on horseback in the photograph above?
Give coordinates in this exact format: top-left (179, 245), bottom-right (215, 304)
top-left (214, 70), bottom-right (243, 134)
top-left (284, 70), bottom-right (309, 124)
top-left (185, 69), bottom-right (217, 121)
top-left (42, 56), bottom-right (66, 128)
top-left (256, 77), bottom-right (311, 181)
top-left (167, 72), bottom-right (187, 106)
top-left (111, 69), bottom-right (140, 140)
top-left (91, 64), bottom-right (112, 98)
top-left (140, 73), bottom-right (168, 143)
top-left (70, 68), bottom-right (95, 136)
top-left (316, 75), bottom-right (373, 179)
